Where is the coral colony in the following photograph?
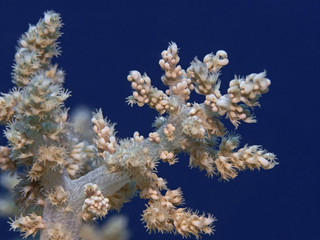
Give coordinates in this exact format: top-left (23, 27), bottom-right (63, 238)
top-left (0, 11), bottom-right (277, 239)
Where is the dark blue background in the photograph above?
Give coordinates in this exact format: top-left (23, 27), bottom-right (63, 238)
top-left (0, 0), bottom-right (319, 239)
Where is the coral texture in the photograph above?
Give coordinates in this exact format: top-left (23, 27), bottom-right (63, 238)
top-left (0, 11), bottom-right (277, 239)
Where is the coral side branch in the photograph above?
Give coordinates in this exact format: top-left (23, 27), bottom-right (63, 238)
top-left (0, 11), bottom-right (277, 240)
top-left (12, 11), bottom-right (63, 87)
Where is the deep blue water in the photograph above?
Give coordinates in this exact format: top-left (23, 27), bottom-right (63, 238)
top-left (0, 0), bottom-right (319, 239)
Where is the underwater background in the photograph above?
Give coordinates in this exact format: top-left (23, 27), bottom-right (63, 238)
top-left (0, 0), bottom-right (319, 239)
